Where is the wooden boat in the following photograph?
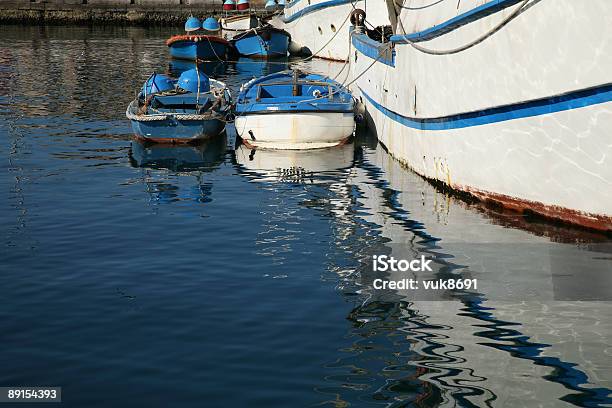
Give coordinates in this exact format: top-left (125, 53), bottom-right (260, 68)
top-left (234, 70), bottom-right (355, 149)
top-left (230, 24), bottom-right (291, 59)
top-left (126, 70), bottom-right (231, 144)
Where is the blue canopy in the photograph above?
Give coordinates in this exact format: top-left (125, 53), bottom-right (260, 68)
top-left (185, 16), bottom-right (201, 32)
top-left (141, 73), bottom-right (175, 96)
top-left (202, 17), bottom-right (220, 32)
top-left (177, 69), bottom-right (211, 94)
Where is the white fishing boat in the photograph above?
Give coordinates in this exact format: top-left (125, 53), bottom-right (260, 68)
top-left (271, 0), bottom-right (389, 61)
top-left (234, 70), bottom-right (356, 149)
top-left (349, 0), bottom-right (612, 231)
top-left (220, 14), bottom-right (259, 36)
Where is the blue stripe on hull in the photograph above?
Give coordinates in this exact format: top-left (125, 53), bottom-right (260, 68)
top-left (360, 84), bottom-right (612, 130)
top-left (233, 32), bottom-right (289, 58)
top-left (169, 41), bottom-right (228, 61)
top-left (131, 118), bottom-right (225, 141)
top-left (282, 0), bottom-right (353, 23)
top-left (391, 0), bottom-right (525, 43)
top-left (352, 31), bottom-right (395, 67)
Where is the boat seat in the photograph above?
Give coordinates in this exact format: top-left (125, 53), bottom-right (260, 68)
top-left (151, 94), bottom-right (212, 109)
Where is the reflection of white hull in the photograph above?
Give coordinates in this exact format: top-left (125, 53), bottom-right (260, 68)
top-left (235, 142), bottom-right (354, 183)
top-left (352, 1), bottom-right (612, 230)
top-left (235, 112), bottom-right (355, 149)
top-left (272, 0), bottom-right (388, 61)
top-left (351, 143), bottom-right (612, 406)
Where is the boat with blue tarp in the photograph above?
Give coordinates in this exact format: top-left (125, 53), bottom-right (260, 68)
top-left (235, 70), bottom-right (355, 149)
top-left (167, 16), bottom-right (231, 61)
top-left (230, 24), bottom-right (291, 59)
top-left (126, 69), bottom-right (231, 144)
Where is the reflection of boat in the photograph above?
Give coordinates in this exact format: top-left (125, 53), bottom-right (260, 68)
top-left (129, 136), bottom-right (225, 172)
top-left (230, 25), bottom-right (291, 59)
top-left (235, 71), bottom-right (355, 149)
top-left (232, 57), bottom-right (289, 78)
top-left (350, 2), bottom-right (612, 231)
top-left (234, 142), bottom-right (354, 183)
top-left (126, 70), bottom-right (231, 144)
top-left (337, 136), bottom-right (612, 406)
top-left (167, 60), bottom-right (227, 77)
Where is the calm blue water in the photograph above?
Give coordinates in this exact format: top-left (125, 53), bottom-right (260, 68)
top-left (1, 25), bottom-right (611, 408)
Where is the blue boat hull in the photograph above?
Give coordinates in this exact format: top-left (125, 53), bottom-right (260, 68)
top-left (130, 117), bottom-right (225, 144)
top-left (232, 30), bottom-right (290, 58)
top-left (168, 40), bottom-right (229, 61)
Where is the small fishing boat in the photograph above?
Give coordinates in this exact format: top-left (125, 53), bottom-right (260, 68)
top-left (167, 17), bottom-right (231, 61)
top-left (235, 70), bottom-right (355, 149)
top-left (126, 69), bottom-right (231, 144)
top-left (230, 24), bottom-right (290, 58)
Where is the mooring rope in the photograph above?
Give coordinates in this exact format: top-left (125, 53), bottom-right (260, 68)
top-left (394, 0), bottom-right (530, 55)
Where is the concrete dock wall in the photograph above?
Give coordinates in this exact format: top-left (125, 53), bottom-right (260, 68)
top-left (0, 0), bottom-right (269, 25)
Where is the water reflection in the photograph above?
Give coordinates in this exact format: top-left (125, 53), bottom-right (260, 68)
top-left (167, 60), bottom-right (228, 78)
top-left (128, 138), bottom-right (225, 206)
top-left (318, 134), bottom-right (612, 407)
top-left (129, 138), bottom-right (225, 172)
top-left (234, 143), bottom-right (354, 184)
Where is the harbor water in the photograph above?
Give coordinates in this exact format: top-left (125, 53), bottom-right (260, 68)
top-left (1, 25), bottom-right (611, 407)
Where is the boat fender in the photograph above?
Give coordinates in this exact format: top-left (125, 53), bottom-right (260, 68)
top-left (350, 9), bottom-right (366, 28)
top-left (288, 40), bottom-right (310, 56)
top-left (248, 130), bottom-right (256, 141)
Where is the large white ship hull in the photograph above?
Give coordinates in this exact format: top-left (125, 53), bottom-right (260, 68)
top-left (272, 0), bottom-right (389, 61)
top-left (351, 0), bottom-right (612, 230)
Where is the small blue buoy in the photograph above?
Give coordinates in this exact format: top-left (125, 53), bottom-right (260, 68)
top-left (141, 73), bottom-right (174, 96)
top-left (185, 16), bottom-right (201, 32)
top-left (264, 0), bottom-right (277, 11)
top-left (177, 69), bottom-right (211, 93)
top-left (202, 17), bottom-right (220, 32)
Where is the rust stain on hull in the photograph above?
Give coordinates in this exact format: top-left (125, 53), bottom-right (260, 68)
top-left (462, 187), bottom-right (612, 233)
top-left (379, 143), bottom-right (612, 234)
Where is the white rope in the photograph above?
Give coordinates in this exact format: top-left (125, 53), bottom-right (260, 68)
top-left (394, 0), bottom-right (530, 55)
